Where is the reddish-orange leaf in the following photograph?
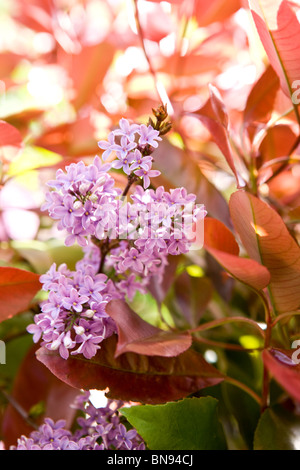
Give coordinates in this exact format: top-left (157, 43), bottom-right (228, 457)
top-left (193, 97), bottom-right (240, 187)
top-left (259, 124), bottom-right (297, 162)
top-left (0, 267), bottom-right (41, 321)
top-left (229, 190), bottom-right (300, 313)
top-left (36, 335), bottom-right (224, 405)
top-left (204, 217), bottom-right (270, 291)
top-left (243, 65), bottom-right (280, 126)
top-left (194, 0), bottom-right (241, 27)
top-left (106, 299), bottom-right (192, 358)
top-left (249, 0), bottom-right (300, 100)
top-left (263, 348), bottom-right (300, 402)
top-left (0, 121), bottom-right (23, 162)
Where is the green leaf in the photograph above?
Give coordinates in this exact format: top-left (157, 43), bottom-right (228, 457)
top-left (121, 397), bottom-right (227, 450)
top-left (7, 145), bottom-right (62, 177)
top-left (254, 405), bottom-right (300, 450)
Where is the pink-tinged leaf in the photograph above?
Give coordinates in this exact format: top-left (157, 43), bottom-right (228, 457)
top-left (13, 0), bottom-right (53, 33)
top-left (263, 348), bottom-right (300, 402)
top-left (204, 217), bottom-right (271, 291)
top-left (193, 0), bottom-right (241, 27)
top-left (0, 267), bottom-right (41, 322)
top-left (2, 345), bottom-right (78, 448)
top-left (36, 335), bottom-right (224, 405)
top-left (106, 300), bottom-right (192, 358)
top-left (208, 84), bottom-right (229, 129)
top-left (259, 124), bottom-right (297, 162)
top-left (249, 0), bottom-right (300, 100)
top-left (229, 190), bottom-right (300, 313)
top-left (243, 65), bottom-right (280, 125)
top-left (193, 97), bottom-right (240, 187)
top-left (138, 3), bottom-right (175, 42)
top-left (59, 41), bottom-right (116, 111)
top-left (0, 121), bottom-right (23, 162)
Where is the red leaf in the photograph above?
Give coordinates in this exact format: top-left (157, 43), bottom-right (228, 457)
top-left (208, 84), bottom-right (229, 129)
top-left (243, 65), bottom-right (280, 126)
top-left (193, 96), bottom-right (241, 187)
top-left (194, 0), bottom-right (241, 27)
top-left (106, 299), bottom-right (192, 358)
top-left (249, 0), bottom-right (300, 100)
top-left (263, 348), bottom-right (300, 402)
top-left (59, 41), bottom-right (116, 111)
top-left (36, 335), bottom-right (224, 404)
top-left (0, 121), bottom-right (23, 162)
top-left (204, 217), bottom-right (270, 291)
top-left (13, 0), bottom-right (54, 33)
top-left (229, 190), bottom-right (300, 313)
top-left (0, 267), bottom-right (41, 322)
top-left (139, 3), bottom-right (175, 42)
top-left (2, 345), bottom-right (78, 448)
top-left (259, 124), bottom-right (297, 162)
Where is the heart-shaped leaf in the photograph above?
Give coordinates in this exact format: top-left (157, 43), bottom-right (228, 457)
top-left (36, 335), bottom-right (225, 404)
top-left (204, 217), bottom-right (270, 291)
top-left (121, 397), bottom-right (227, 450)
top-left (106, 299), bottom-right (192, 357)
top-left (0, 267), bottom-right (41, 322)
top-left (229, 191), bottom-right (300, 313)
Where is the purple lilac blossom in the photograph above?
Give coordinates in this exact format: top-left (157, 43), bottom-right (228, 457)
top-left (10, 392), bottom-right (145, 451)
top-left (32, 117), bottom-right (207, 361)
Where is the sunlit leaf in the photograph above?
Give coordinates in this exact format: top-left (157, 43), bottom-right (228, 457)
top-left (204, 217), bottom-right (270, 291)
top-left (249, 0), bottom-right (300, 105)
top-left (229, 190), bottom-right (300, 313)
top-left (243, 65), bottom-right (280, 126)
top-left (7, 145), bottom-right (62, 176)
top-left (0, 267), bottom-right (41, 322)
top-left (0, 120), bottom-right (23, 162)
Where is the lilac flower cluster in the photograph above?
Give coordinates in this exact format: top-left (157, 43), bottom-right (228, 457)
top-left (41, 156), bottom-right (121, 247)
top-left (98, 118), bottom-right (161, 187)
top-left (10, 392), bottom-right (145, 450)
top-left (28, 115), bottom-right (207, 360)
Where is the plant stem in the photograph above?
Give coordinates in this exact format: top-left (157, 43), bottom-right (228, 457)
top-left (0, 388), bottom-right (39, 430)
top-left (133, 0), bottom-right (162, 104)
top-left (188, 316), bottom-right (266, 338)
top-left (192, 335), bottom-right (263, 352)
top-left (224, 376), bottom-right (262, 407)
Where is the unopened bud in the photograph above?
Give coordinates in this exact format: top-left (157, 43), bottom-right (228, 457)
top-left (159, 121), bottom-right (172, 135)
top-left (84, 309), bottom-right (95, 318)
top-left (74, 200), bottom-right (82, 210)
top-left (152, 104), bottom-right (168, 122)
top-left (74, 325), bottom-right (85, 335)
